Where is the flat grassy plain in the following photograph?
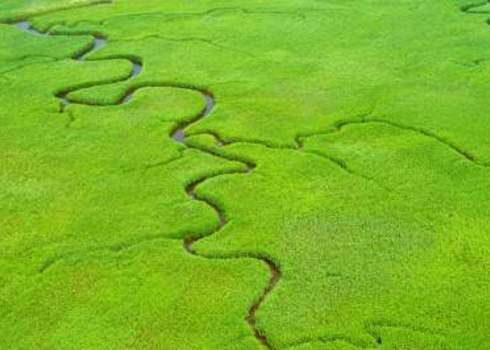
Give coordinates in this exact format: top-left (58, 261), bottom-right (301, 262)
top-left (1, 0), bottom-right (490, 349)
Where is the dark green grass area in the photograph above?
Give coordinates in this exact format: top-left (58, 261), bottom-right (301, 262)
top-left (1, 0), bottom-right (490, 349)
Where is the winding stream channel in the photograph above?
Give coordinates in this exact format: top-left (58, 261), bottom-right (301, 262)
top-left (15, 17), bottom-right (280, 350)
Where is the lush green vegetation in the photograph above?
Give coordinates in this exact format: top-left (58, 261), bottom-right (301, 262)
top-left (1, 0), bottom-right (490, 348)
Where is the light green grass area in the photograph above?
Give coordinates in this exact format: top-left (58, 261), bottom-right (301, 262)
top-left (1, 0), bottom-right (490, 349)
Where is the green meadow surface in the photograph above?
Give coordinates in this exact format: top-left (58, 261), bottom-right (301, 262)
top-left (1, 0), bottom-right (490, 349)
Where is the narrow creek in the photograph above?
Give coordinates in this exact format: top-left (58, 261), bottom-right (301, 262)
top-left (14, 18), bottom-right (280, 350)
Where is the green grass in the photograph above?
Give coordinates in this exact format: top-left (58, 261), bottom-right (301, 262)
top-left (1, 0), bottom-right (490, 348)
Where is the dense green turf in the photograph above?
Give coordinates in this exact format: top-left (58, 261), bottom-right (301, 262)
top-left (2, 0), bottom-right (490, 348)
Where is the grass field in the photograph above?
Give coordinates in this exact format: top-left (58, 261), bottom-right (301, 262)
top-left (1, 0), bottom-right (490, 349)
